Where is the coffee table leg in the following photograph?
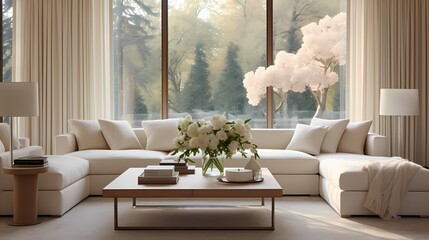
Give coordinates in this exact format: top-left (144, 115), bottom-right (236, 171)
top-left (271, 197), bottom-right (275, 230)
top-left (114, 198), bottom-right (118, 230)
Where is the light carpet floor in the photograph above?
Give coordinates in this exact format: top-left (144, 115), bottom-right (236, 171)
top-left (1, 196), bottom-right (428, 240)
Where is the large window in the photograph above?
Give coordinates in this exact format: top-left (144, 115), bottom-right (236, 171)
top-left (113, 0), bottom-right (162, 126)
top-left (168, 0), bottom-right (266, 127)
top-left (113, 0), bottom-right (346, 128)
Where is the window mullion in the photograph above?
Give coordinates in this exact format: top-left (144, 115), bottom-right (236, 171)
top-left (161, 0), bottom-right (168, 119)
top-left (266, 0), bottom-right (273, 128)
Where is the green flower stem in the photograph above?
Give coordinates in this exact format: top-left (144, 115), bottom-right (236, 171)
top-left (202, 156), bottom-right (224, 175)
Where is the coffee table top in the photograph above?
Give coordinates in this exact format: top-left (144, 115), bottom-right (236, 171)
top-left (102, 168), bottom-right (283, 198)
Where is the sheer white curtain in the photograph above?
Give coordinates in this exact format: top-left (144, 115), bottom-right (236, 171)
top-left (348, 0), bottom-right (429, 166)
top-left (13, 0), bottom-right (112, 154)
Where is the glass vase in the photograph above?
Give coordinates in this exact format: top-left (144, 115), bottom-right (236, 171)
top-left (202, 155), bottom-right (224, 176)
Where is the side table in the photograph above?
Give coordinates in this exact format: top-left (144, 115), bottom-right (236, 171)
top-left (2, 166), bottom-right (48, 226)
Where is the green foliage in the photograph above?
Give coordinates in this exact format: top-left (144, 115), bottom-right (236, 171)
top-left (177, 42), bottom-right (212, 112)
top-left (167, 2), bottom-right (218, 112)
top-left (286, 87), bottom-right (317, 116)
top-left (131, 85), bottom-right (148, 122)
top-left (213, 43), bottom-right (246, 114)
top-left (113, 0), bottom-right (159, 118)
top-left (133, 86), bottom-right (148, 114)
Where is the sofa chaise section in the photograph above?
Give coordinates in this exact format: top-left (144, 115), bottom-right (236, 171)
top-left (318, 153), bottom-right (429, 217)
top-left (1, 145), bottom-right (89, 216)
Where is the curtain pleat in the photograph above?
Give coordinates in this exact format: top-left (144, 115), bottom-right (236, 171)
top-left (13, 0), bottom-right (112, 154)
top-left (348, 0), bottom-right (428, 166)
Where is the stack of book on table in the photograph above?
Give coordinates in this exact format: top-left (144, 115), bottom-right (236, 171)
top-left (159, 159), bottom-right (195, 174)
top-left (13, 156), bottom-right (48, 167)
top-left (138, 165), bottom-right (179, 184)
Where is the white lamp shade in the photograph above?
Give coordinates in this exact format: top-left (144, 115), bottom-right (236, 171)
top-left (0, 82), bottom-right (39, 117)
top-left (380, 89), bottom-right (419, 116)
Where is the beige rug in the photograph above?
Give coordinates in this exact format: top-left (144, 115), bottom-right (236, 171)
top-left (1, 196), bottom-right (428, 240)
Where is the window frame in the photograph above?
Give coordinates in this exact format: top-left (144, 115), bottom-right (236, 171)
top-left (115, 0), bottom-right (345, 128)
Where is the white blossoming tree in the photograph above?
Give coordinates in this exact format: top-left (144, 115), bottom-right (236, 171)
top-left (243, 12), bottom-right (346, 118)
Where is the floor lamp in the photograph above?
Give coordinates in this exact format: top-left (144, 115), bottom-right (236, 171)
top-left (0, 82), bottom-right (39, 167)
top-left (379, 89), bottom-right (419, 158)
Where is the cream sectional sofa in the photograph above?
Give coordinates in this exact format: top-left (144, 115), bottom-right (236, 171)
top-left (1, 120), bottom-right (429, 218)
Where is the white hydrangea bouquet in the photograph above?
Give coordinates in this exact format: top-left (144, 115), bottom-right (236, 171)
top-left (172, 115), bottom-right (259, 176)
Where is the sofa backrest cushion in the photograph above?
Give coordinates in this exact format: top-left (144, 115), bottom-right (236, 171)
top-left (337, 120), bottom-right (372, 154)
top-left (99, 119), bottom-right (143, 150)
top-left (0, 139), bottom-right (4, 152)
top-left (69, 119), bottom-right (109, 150)
top-left (133, 128), bottom-right (148, 149)
top-left (250, 128), bottom-right (294, 149)
top-left (0, 123), bottom-right (20, 151)
top-left (310, 118), bottom-right (350, 153)
top-left (141, 119), bottom-right (180, 151)
top-left (286, 124), bottom-right (328, 155)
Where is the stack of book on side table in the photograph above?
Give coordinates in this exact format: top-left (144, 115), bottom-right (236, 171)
top-left (138, 165), bottom-right (179, 184)
top-left (159, 159), bottom-right (195, 174)
top-left (13, 156), bottom-right (48, 167)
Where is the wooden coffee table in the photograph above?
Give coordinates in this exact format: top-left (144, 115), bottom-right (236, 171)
top-left (102, 167), bottom-right (283, 230)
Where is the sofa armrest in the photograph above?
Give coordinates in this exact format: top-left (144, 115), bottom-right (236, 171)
top-left (18, 137), bottom-right (30, 148)
top-left (55, 134), bottom-right (78, 155)
top-left (365, 133), bottom-right (388, 156)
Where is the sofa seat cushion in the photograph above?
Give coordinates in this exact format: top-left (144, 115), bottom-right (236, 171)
top-left (1, 155), bottom-right (88, 191)
top-left (38, 155), bottom-right (89, 190)
top-left (164, 149), bottom-right (318, 175)
top-left (66, 150), bottom-right (167, 175)
top-left (252, 149), bottom-right (319, 174)
top-left (318, 153), bottom-right (429, 191)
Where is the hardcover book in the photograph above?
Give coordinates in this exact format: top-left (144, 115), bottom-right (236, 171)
top-left (138, 171), bottom-right (179, 184)
top-left (14, 156), bottom-right (48, 165)
top-left (13, 163), bottom-right (48, 168)
top-left (159, 159), bottom-right (187, 166)
top-left (143, 165), bottom-right (175, 176)
top-left (159, 160), bottom-right (194, 174)
top-left (177, 165), bottom-right (195, 174)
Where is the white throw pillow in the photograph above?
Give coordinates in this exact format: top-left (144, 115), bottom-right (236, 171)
top-left (286, 124), bottom-right (328, 156)
top-left (142, 119), bottom-right (180, 151)
top-left (310, 118), bottom-right (350, 153)
top-left (69, 119), bottom-right (109, 150)
top-left (337, 120), bottom-right (372, 154)
top-left (98, 119), bottom-right (142, 150)
top-left (0, 123), bottom-right (20, 151)
top-left (0, 139), bottom-right (5, 152)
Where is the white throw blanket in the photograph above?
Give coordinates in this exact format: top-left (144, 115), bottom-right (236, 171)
top-left (363, 157), bottom-right (421, 220)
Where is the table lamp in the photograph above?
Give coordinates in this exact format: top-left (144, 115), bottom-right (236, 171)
top-left (379, 88), bottom-right (419, 157)
top-left (0, 82), bottom-right (39, 166)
